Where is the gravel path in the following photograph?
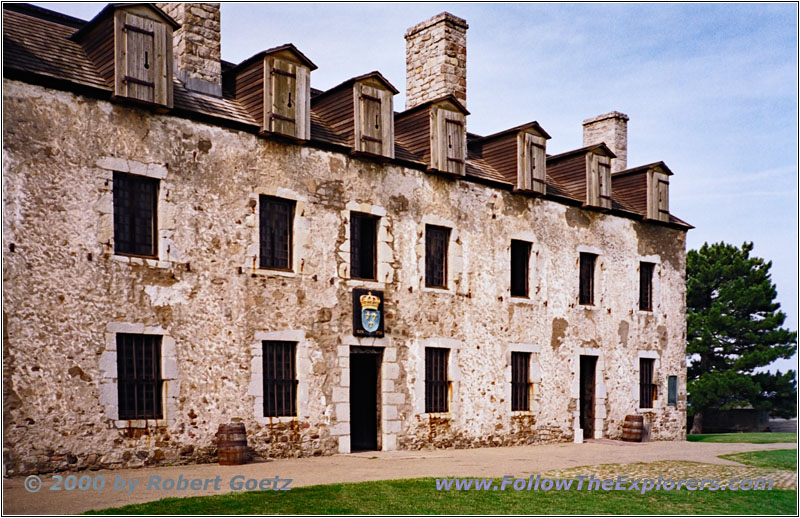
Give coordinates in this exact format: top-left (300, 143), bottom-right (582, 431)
top-left (3, 440), bottom-right (795, 515)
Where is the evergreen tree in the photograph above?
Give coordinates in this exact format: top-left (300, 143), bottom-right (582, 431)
top-left (687, 242), bottom-right (797, 433)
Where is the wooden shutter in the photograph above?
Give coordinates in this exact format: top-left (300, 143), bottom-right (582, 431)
top-left (511, 352), bottom-right (531, 411)
top-left (510, 240), bottom-right (531, 297)
top-left (259, 196), bottom-right (295, 270)
top-left (425, 347), bottom-right (449, 413)
top-left (268, 58), bottom-right (298, 136)
top-left (263, 341), bottom-right (297, 417)
top-left (121, 13), bottom-right (156, 103)
top-left (597, 156), bottom-right (612, 209)
top-left (117, 333), bottom-right (163, 420)
top-left (445, 116), bottom-right (465, 174)
top-left (518, 132), bottom-right (547, 194)
top-left (639, 262), bottom-right (654, 311)
top-left (431, 108), bottom-right (465, 174)
top-left (657, 178), bottom-right (669, 219)
top-left (579, 253), bottom-right (596, 305)
top-left (425, 225), bottom-right (450, 288)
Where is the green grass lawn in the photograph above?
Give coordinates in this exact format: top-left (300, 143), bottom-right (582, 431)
top-left (687, 433), bottom-right (796, 444)
top-left (719, 449), bottom-right (797, 471)
top-left (85, 478), bottom-right (797, 515)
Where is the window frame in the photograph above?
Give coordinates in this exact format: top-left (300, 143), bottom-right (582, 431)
top-left (639, 261), bottom-right (655, 311)
top-left (510, 351), bottom-right (532, 411)
top-left (510, 240), bottom-right (532, 298)
top-left (113, 171), bottom-right (159, 258)
top-left (259, 195), bottom-right (296, 271)
top-left (425, 225), bottom-right (451, 289)
top-left (579, 252), bottom-right (597, 306)
top-left (425, 347), bottom-right (450, 414)
top-left (116, 333), bottom-right (163, 421)
top-left (262, 340), bottom-right (298, 418)
top-left (350, 212), bottom-right (379, 281)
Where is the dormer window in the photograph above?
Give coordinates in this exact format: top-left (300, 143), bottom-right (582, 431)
top-left (588, 153), bottom-right (612, 209)
top-left (648, 167), bottom-right (671, 222)
top-left (71, 5), bottom-right (177, 109)
top-left (432, 104), bottom-right (467, 175)
top-left (519, 131), bottom-right (547, 194)
top-left (354, 81), bottom-right (395, 158)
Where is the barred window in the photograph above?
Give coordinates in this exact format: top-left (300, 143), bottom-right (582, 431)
top-left (113, 172), bottom-right (158, 257)
top-left (425, 347), bottom-right (449, 413)
top-left (350, 212), bottom-right (378, 280)
top-left (263, 341), bottom-right (297, 417)
top-left (511, 352), bottom-right (531, 411)
top-left (259, 196), bottom-right (295, 270)
top-left (510, 240), bottom-right (531, 297)
top-left (579, 252), bottom-right (597, 305)
top-left (425, 225), bottom-right (450, 288)
top-left (117, 333), bottom-right (163, 420)
top-left (639, 262), bottom-right (654, 311)
top-left (640, 358), bottom-right (656, 409)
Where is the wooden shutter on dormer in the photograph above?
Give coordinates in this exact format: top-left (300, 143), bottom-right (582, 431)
top-left (586, 154), bottom-right (612, 209)
top-left (518, 132), bottom-right (546, 194)
top-left (268, 58), bottom-right (297, 136)
top-left (354, 84), bottom-right (394, 158)
top-left (431, 108), bottom-right (466, 174)
top-left (115, 12), bottom-right (171, 107)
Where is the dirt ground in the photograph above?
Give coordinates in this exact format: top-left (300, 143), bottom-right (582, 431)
top-left (3, 439), bottom-right (795, 515)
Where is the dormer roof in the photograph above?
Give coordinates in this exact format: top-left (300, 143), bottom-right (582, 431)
top-left (69, 3), bottom-right (179, 41)
top-left (396, 94), bottom-right (469, 118)
top-left (313, 71), bottom-right (399, 100)
top-left (547, 143), bottom-right (616, 162)
top-left (613, 161), bottom-right (674, 178)
top-left (472, 121), bottom-right (552, 142)
top-left (230, 43), bottom-right (318, 73)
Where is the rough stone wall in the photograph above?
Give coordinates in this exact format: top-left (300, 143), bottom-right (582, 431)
top-left (583, 111), bottom-right (629, 172)
top-left (2, 79), bottom-right (686, 475)
top-left (405, 12), bottom-right (468, 109)
top-left (157, 3), bottom-right (222, 92)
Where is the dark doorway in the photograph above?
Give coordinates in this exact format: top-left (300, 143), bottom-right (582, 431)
top-left (579, 355), bottom-right (597, 438)
top-left (350, 347), bottom-right (382, 451)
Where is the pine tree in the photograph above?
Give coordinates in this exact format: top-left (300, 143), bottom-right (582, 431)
top-left (687, 242), bottom-right (797, 433)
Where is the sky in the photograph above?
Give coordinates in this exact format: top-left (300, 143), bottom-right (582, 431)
top-left (34, 2), bottom-right (799, 372)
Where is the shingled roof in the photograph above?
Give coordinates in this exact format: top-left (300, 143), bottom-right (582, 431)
top-left (2, 3), bottom-right (691, 229)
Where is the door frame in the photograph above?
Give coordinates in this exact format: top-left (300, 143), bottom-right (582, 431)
top-left (572, 348), bottom-right (606, 442)
top-left (349, 346), bottom-right (383, 451)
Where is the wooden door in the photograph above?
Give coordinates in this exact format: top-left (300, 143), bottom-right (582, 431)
top-left (579, 355), bottom-right (597, 438)
top-left (350, 349), bottom-right (382, 451)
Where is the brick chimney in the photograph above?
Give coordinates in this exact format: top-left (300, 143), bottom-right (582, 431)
top-left (405, 12), bottom-right (468, 110)
top-left (582, 111), bottom-right (629, 172)
top-left (157, 3), bottom-right (222, 97)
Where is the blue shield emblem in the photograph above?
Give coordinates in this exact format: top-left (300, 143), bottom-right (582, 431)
top-left (361, 308), bottom-right (380, 333)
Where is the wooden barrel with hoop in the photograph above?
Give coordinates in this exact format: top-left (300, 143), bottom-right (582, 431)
top-left (622, 415), bottom-right (644, 442)
top-left (217, 423), bottom-right (248, 465)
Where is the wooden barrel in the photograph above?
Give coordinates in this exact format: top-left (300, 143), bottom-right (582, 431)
top-left (217, 423), bottom-right (248, 465)
top-left (622, 415), bottom-right (644, 442)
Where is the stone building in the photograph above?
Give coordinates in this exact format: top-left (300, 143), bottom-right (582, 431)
top-left (2, 3), bottom-right (691, 475)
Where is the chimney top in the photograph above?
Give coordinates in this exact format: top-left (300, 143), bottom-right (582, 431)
top-left (404, 12), bottom-right (468, 110)
top-left (582, 111), bottom-right (629, 173)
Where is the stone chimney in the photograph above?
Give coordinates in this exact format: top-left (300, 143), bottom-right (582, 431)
top-left (582, 111), bottom-right (629, 172)
top-left (157, 3), bottom-right (222, 97)
top-left (405, 12), bottom-right (468, 110)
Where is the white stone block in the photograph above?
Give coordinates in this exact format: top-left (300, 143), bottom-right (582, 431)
top-left (332, 387), bottom-right (349, 403)
top-left (161, 336), bottom-right (176, 357)
top-left (99, 381), bottom-right (116, 405)
top-left (335, 403), bottom-right (350, 422)
top-left (166, 379), bottom-right (181, 398)
top-left (385, 392), bottom-right (405, 405)
top-left (331, 422), bottom-right (349, 436)
top-left (143, 325), bottom-right (167, 335)
top-left (381, 379), bottom-right (394, 392)
top-left (340, 368), bottom-right (350, 387)
top-left (383, 363), bottom-right (400, 380)
top-left (163, 357), bottom-right (178, 380)
top-left (147, 162), bottom-right (168, 179)
top-left (338, 436), bottom-right (350, 454)
top-left (127, 160), bottom-right (148, 176)
top-left (337, 345), bottom-right (349, 358)
top-left (250, 357), bottom-right (262, 374)
top-left (382, 434), bottom-right (397, 451)
top-left (383, 405), bottom-right (397, 420)
top-left (248, 376), bottom-right (262, 396)
top-left (99, 351), bottom-right (116, 379)
top-left (96, 157), bottom-right (129, 172)
top-left (384, 420), bottom-right (401, 433)
top-left (383, 347), bottom-right (397, 362)
top-left (104, 405), bottom-right (119, 421)
top-left (104, 332), bottom-right (117, 352)
top-left (107, 322), bottom-right (144, 334)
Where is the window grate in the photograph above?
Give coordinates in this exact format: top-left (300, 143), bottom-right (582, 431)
top-left (113, 172), bottom-right (158, 257)
top-left (511, 352), bottom-right (531, 411)
top-left (263, 341), bottom-right (297, 417)
top-left (425, 225), bottom-right (450, 288)
top-left (117, 333), bottom-right (162, 420)
top-left (425, 347), bottom-right (449, 413)
top-left (259, 196), bottom-right (295, 270)
top-left (640, 358), bottom-right (656, 409)
top-left (639, 262), bottom-right (655, 311)
top-left (510, 240), bottom-right (532, 297)
top-left (579, 253), bottom-right (597, 305)
top-left (350, 212), bottom-right (378, 280)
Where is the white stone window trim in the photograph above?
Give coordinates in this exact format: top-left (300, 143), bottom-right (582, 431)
top-left (634, 350), bottom-right (661, 413)
top-left (413, 338), bottom-right (462, 418)
top-left (418, 215), bottom-right (464, 295)
top-left (248, 330), bottom-right (310, 424)
top-left (504, 343), bottom-right (541, 415)
top-left (570, 347), bottom-right (607, 442)
top-left (636, 255), bottom-right (662, 316)
top-left (507, 232), bottom-right (541, 304)
top-left (95, 157), bottom-right (181, 268)
top-left (244, 188), bottom-right (309, 278)
top-left (333, 335), bottom-right (399, 454)
top-left (576, 245), bottom-right (604, 310)
top-left (99, 322), bottom-right (179, 429)
top-left (339, 201), bottom-right (394, 285)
